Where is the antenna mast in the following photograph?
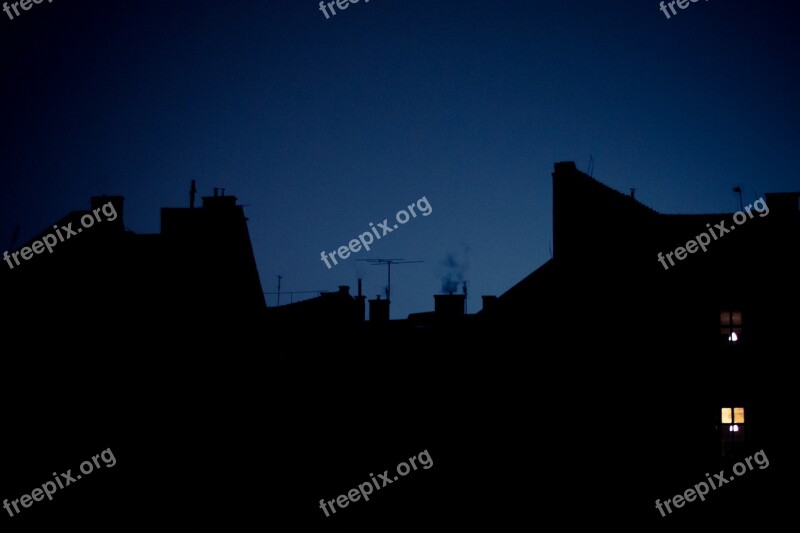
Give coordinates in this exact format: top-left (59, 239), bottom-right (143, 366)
top-left (357, 258), bottom-right (423, 303)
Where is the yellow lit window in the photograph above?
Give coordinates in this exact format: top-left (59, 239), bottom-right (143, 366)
top-left (721, 408), bottom-right (732, 424)
top-left (721, 407), bottom-right (745, 424)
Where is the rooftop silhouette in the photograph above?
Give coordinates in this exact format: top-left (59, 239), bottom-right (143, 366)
top-left (2, 162), bottom-right (797, 528)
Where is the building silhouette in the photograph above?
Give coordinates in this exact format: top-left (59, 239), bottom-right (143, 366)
top-left (2, 163), bottom-right (796, 527)
top-left (2, 188), bottom-right (264, 338)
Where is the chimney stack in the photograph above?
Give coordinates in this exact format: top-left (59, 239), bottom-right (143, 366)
top-left (369, 295), bottom-right (389, 322)
top-left (355, 279), bottom-right (366, 322)
top-left (434, 294), bottom-right (466, 321)
top-left (190, 180), bottom-right (197, 208)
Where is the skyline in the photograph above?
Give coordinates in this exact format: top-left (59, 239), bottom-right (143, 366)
top-left (2, 0), bottom-right (798, 318)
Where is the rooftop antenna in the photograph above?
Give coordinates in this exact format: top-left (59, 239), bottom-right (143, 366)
top-left (462, 280), bottom-right (468, 314)
top-left (277, 275), bottom-right (283, 307)
top-left (630, 188), bottom-right (636, 199)
top-left (190, 180), bottom-right (197, 208)
top-left (357, 258), bottom-right (423, 304)
top-left (733, 186), bottom-right (743, 211)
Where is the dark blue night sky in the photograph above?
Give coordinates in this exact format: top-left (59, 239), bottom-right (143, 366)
top-left (2, 0), bottom-right (798, 318)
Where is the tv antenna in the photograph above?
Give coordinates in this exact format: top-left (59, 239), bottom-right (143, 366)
top-left (733, 186), bottom-right (743, 211)
top-left (357, 258), bottom-right (423, 302)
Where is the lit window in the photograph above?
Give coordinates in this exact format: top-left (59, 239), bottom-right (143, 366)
top-left (720, 310), bottom-right (742, 344)
top-left (721, 407), bottom-right (744, 425)
top-left (721, 406), bottom-right (745, 455)
top-left (721, 408), bottom-right (732, 424)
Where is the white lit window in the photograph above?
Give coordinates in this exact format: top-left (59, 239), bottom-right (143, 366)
top-left (720, 310), bottom-right (742, 344)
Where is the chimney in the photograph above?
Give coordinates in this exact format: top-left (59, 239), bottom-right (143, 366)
top-left (190, 180), bottom-right (197, 208)
top-left (355, 278), bottom-right (366, 322)
top-left (202, 191), bottom-right (237, 209)
top-left (369, 295), bottom-right (390, 322)
top-left (434, 294), bottom-right (466, 321)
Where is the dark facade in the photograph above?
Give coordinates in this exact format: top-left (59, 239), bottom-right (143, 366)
top-left (473, 162), bottom-right (798, 524)
top-left (489, 162), bottom-right (799, 349)
top-left (1, 189), bottom-right (265, 335)
top-left (269, 162), bottom-right (797, 526)
top-left (3, 165), bottom-right (795, 528)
